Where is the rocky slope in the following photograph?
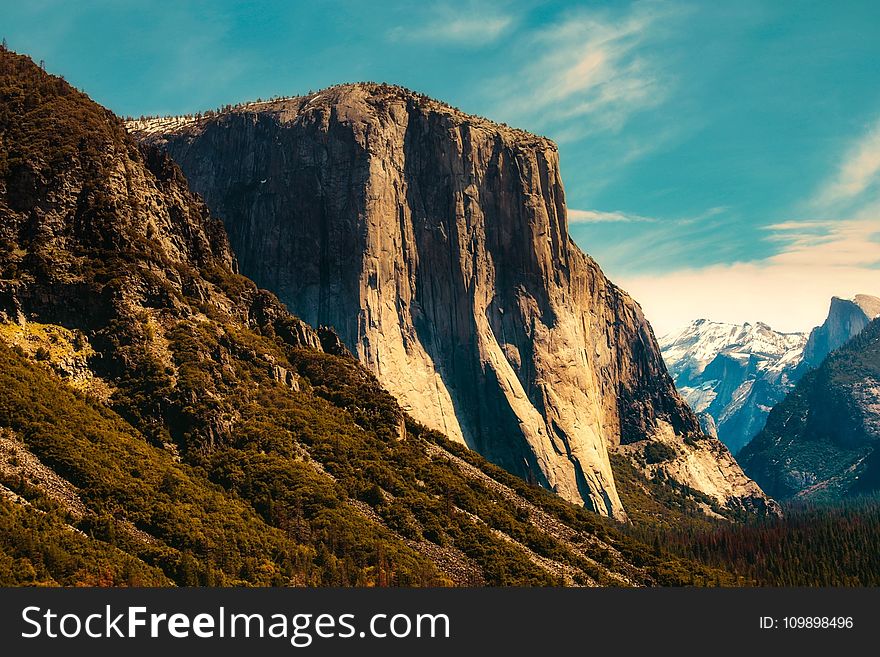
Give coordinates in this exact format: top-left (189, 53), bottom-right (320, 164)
top-left (2, 47), bottom-right (735, 587)
top-left (660, 320), bottom-right (806, 453)
top-left (799, 295), bottom-right (880, 372)
top-left (132, 84), bottom-right (773, 519)
top-left (739, 318), bottom-right (880, 501)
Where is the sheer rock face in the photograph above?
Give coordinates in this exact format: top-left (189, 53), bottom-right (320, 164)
top-left (134, 84), bottom-right (772, 518)
top-left (800, 295), bottom-right (880, 371)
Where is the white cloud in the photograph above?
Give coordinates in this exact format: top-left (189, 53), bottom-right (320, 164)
top-left (762, 216), bottom-right (879, 268)
top-left (568, 208), bottom-right (656, 223)
top-left (615, 216), bottom-right (880, 336)
top-left (490, 3), bottom-right (678, 140)
top-left (814, 116), bottom-right (880, 207)
top-left (606, 112), bottom-right (880, 337)
top-left (387, 9), bottom-right (513, 45)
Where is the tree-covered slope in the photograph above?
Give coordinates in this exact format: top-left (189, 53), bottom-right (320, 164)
top-left (624, 497), bottom-right (880, 586)
top-left (739, 319), bottom-right (880, 501)
top-left (0, 46), bottom-right (738, 587)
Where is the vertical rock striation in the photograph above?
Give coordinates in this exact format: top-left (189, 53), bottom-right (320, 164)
top-left (800, 295), bottom-right (880, 371)
top-left (133, 84), bottom-right (772, 518)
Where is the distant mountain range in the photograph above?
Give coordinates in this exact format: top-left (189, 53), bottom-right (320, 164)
top-left (661, 294), bottom-right (880, 455)
top-left (660, 320), bottom-right (807, 453)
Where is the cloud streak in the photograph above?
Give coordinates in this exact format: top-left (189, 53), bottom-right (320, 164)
top-left (762, 216), bottom-right (880, 268)
top-left (387, 7), bottom-right (514, 46)
top-left (814, 116), bottom-right (880, 207)
top-left (568, 208), bottom-right (656, 223)
top-left (490, 3), bottom-right (678, 140)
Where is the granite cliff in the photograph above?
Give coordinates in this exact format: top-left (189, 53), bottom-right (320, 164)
top-left (133, 84), bottom-right (773, 519)
top-left (800, 295), bottom-right (880, 371)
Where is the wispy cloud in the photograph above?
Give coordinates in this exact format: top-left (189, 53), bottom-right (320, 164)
top-left (568, 208), bottom-right (657, 223)
top-left (762, 214), bottom-right (880, 268)
top-left (813, 116), bottom-right (880, 208)
top-left (616, 215), bottom-right (880, 336)
top-left (572, 205), bottom-right (730, 270)
top-left (762, 220), bottom-right (838, 232)
top-left (607, 109), bottom-right (880, 336)
top-left (387, 7), bottom-right (514, 46)
top-left (489, 3), bottom-right (680, 140)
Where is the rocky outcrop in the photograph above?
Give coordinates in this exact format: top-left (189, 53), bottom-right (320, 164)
top-left (0, 56), bottom-right (322, 356)
top-left (660, 320), bottom-right (806, 454)
top-left (0, 320), bottom-right (113, 400)
top-left (133, 84), bottom-right (773, 519)
top-left (697, 412), bottom-right (719, 439)
top-left (800, 295), bottom-right (880, 371)
top-left (0, 428), bottom-right (88, 518)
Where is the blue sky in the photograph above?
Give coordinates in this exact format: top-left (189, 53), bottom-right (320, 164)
top-left (3, 0), bottom-right (878, 333)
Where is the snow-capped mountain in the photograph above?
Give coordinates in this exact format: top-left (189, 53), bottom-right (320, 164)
top-left (661, 294), bottom-right (880, 455)
top-left (660, 320), bottom-right (807, 454)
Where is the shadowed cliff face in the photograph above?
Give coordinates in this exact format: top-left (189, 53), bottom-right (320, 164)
top-left (800, 295), bottom-right (880, 371)
top-left (134, 84), bottom-right (773, 519)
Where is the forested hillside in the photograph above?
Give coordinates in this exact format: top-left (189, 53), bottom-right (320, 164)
top-left (0, 45), bottom-right (735, 587)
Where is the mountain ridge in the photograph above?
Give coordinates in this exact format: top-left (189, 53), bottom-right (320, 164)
top-left (739, 317), bottom-right (880, 500)
top-left (661, 294), bottom-right (880, 455)
top-left (128, 82), bottom-right (551, 146)
top-left (660, 319), bottom-right (806, 453)
top-left (800, 295), bottom-right (880, 372)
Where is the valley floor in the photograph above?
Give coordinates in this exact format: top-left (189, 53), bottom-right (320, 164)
top-left (625, 498), bottom-right (880, 586)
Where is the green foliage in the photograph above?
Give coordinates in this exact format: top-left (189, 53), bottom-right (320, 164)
top-left (0, 341), bottom-right (319, 586)
top-left (625, 498), bottom-right (880, 586)
top-left (164, 326), bottom-right (558, 585)
top-left (644, 442), bottom-right (677, 464)
top-left (0, 47), bottom-right (128, 181)
top-left (613, 434), bottom-right (880, 586)
top-left (0, 497), bottom-right (170, 586)
top-left (416, 428), bottom-right (735, 586)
